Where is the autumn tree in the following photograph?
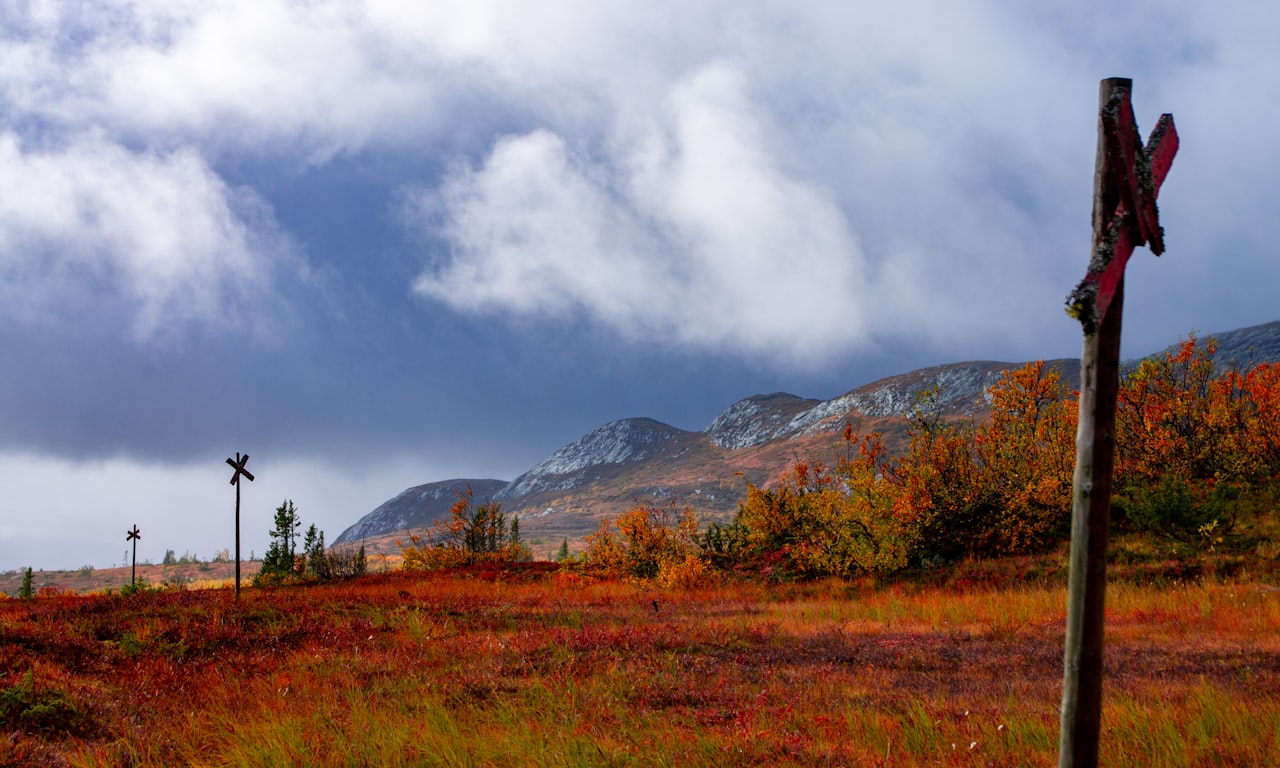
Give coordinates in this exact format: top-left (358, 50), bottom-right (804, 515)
top-left (1113, 335), bottom-right (1280, 546)
top-left (584, 498), bottom-right (712, 587)
top-left (400, 486), bottom-right (528, 570)
top-left (1225, 362), bottom-right (1280, 478)
top-left (976, 361), bottom-right (1077, 552)
top-left (715, 429), bottom-right (913, 577)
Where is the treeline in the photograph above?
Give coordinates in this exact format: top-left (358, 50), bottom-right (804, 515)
top-left (580, 335), bottom-right (1280, 583)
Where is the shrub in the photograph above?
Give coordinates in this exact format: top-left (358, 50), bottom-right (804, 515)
top-left (583, 498), bottom-right (708, 584)
top-left (723, 432), bottom-right (914, 578)
top-left (325, 544), bottom-right (368, 579)
top-left (0, 670), bottom-right (90, 736)
top-left (1118, 475), bottom-right (1239, 548)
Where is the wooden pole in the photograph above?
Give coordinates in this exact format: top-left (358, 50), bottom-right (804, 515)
top-left (126, 525), bottom-right (141, 588)
top-left (235, 476), bottom-right (241, 601)
top-left (227, 452), bottom-right (253, 601)
top-left (1059, 76), bottom-right (1130, 768)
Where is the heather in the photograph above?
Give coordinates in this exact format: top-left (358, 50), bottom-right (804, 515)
top-left (4, 567), bottom-right (1278, 766)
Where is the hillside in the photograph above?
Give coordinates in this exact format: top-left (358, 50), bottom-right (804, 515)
top-left (342, 321), bottom-right (1280, 556)
top-left (334, 479), bottom-right (507, 546)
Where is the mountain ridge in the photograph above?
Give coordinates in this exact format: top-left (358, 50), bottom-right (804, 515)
top-left (336, 320), bottom-right (1280, 552)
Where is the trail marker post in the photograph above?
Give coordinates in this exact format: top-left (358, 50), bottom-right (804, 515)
top-left (126, 525), bottom-right (141, 587)
top-left (226, 452), bottom-right (255, 600)
top-left (1059, 77), bottom-right (1178, 768)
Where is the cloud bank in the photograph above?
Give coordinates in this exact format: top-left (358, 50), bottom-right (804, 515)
top-left (5, 1), bottom-right (1278, 363)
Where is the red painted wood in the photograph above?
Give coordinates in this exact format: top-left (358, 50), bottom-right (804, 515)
top-left (1076, 99), bottom-right (1178, 328)
top-left (226, 453), bottom-right (255, 484)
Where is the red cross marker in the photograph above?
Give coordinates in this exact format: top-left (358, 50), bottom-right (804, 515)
top-left (227, 452), bottom-right (255, 485)
top-left (1066, 88), bottom-right (1179, 333)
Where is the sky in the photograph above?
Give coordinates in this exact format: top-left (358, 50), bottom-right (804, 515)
top-left (2, 1), bottom-right (1278, 572)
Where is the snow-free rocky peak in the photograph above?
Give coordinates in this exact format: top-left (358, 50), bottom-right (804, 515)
top-left (496, 418), bottom-right (692, 499)
top-left (705, 392), bottom-right (821, 450)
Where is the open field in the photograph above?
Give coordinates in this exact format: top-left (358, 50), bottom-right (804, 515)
top-left (3, 565), bottom-right (1279, 767)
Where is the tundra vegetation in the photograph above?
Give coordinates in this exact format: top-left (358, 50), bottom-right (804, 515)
top-left (3, 335), bottom-right (1279, 765)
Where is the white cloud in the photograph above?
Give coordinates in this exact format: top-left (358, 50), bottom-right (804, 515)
top-left (0, 132), bottom-right (288, 339)
top-left (412, 63), bottom-right (871, 366)
top-left (2, 0), bottom-right (522, 159)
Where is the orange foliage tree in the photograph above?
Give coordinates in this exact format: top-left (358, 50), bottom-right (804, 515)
top-left (1228, 362), bottom-right (1280, 479)
top-left (1114, 335), bottom-right (1280, 544)
top-left (583, 498), bottom-right (713, 587)
top-left (891, 391), bottom-right (995, 561)
top-left (977, 361), bottom-right (1077, 553)
top-left (729, 431), bottom-right (911, 577)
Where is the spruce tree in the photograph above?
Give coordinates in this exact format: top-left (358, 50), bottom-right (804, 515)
top-left (19, 566), bottom-right (34, 599)
top-left (261, 499), bottom-right (302, 580)
top-left (303, 524), bottom-right (330, 579)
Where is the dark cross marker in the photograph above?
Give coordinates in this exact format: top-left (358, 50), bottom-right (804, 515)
top-left (1059, 78), bottom-right (1178, 768)
top-left (226, 452), bottom-right (255, 600)
top-left (126, 524), bottom-right (141, 588)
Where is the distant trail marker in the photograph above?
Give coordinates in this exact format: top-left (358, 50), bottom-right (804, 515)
top-left (226, 452), bottom-right (255, 600)
top-left (126, 524), bottom-right (141, 587)
top-left (1059, 78), bottom-right (1178, 768)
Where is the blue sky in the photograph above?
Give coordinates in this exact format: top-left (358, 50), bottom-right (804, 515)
top-left (2, 1), bottom-right (1278, 571)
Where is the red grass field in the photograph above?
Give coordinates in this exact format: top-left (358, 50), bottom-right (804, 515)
top-left (3, 564), bottom-right (1279, 766)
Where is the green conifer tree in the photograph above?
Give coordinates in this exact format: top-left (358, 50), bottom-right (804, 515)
top-left (260, 499), bottom-right (302, 581)
top-left (19, 567), bottom-right (34, 599)
top-left (303, 524), bottom-right (330, 579)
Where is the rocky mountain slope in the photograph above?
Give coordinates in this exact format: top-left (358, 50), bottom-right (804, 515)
top-left (338, 321), bottom-right (1279, 555)
top-left (1201, 320), bottom-right (1280, 369)
top-left (334, 479), bottom-right (507, 546)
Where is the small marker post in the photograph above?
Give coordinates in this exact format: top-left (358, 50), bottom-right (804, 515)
top-left (126, 525), bottom-right (141, 587)
top-left (226, 452), bottom-right (255, 600)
